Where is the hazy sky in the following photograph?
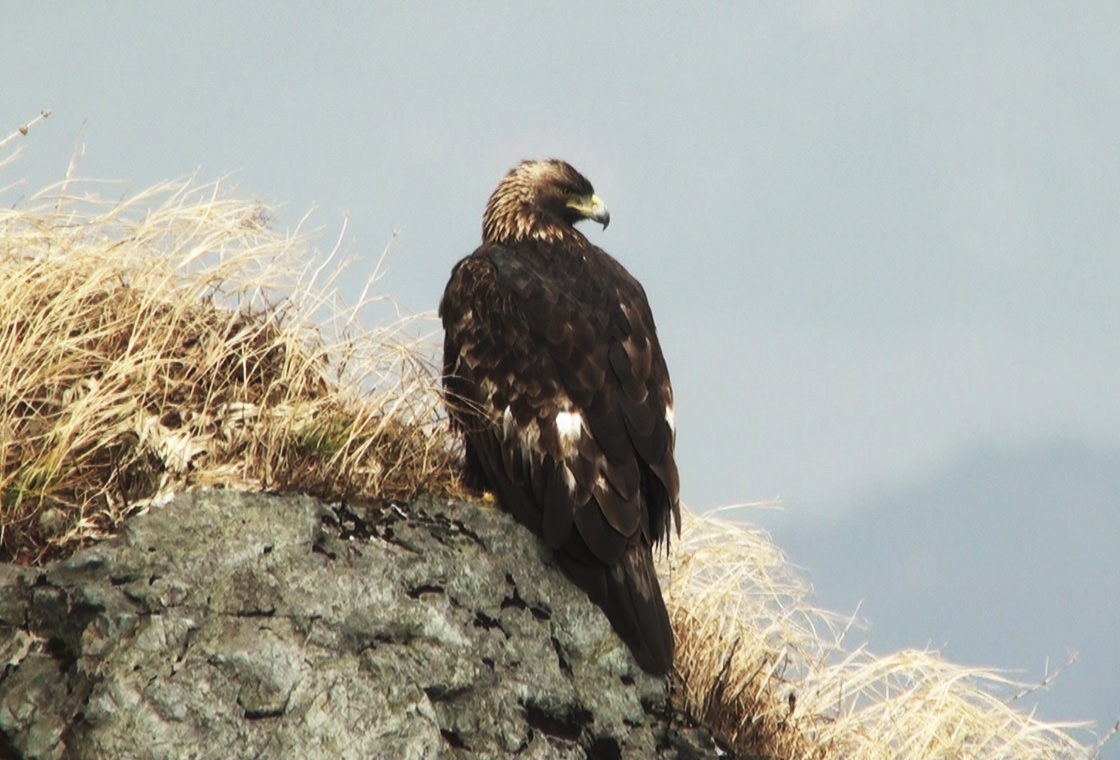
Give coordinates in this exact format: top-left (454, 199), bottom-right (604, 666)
top-left (4, 2), bottom-right (1117, 747)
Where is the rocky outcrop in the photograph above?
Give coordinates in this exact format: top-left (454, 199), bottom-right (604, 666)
top-left (0, 489), bottom-right (721, 759)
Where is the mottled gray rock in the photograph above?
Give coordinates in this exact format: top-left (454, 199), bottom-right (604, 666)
top-left (0, 489), bottom-right (721, 760)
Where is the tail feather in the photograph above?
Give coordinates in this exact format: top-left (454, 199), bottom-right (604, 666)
top-left (464, 434), bottom-right (675, 675)
top-left (562, 543), bottom-right (674, 675)
top-left (608, 545), bottom-right (675, 674)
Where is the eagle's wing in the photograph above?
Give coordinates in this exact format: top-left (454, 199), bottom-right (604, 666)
top-left (441, 243), bottom-right (679, 673)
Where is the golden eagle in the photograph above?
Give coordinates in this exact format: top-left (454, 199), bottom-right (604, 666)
top-left (440, 159), bottom-right (680, 674)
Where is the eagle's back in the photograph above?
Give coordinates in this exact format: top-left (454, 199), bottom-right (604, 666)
top-left (441, 234), bottom-right (680, 674)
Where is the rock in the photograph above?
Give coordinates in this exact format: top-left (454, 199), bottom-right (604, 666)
top-left (0, 490), bottom-right (721, 759)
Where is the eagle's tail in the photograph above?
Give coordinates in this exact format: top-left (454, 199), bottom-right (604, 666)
top-left (601, 545), bottom-right (675, 676)
top-left (469, 432), bottom-right (675, 674)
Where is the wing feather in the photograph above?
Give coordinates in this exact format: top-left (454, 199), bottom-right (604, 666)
top-left (441, 233), bottom-right (680, 674)
top-left (541, 463), bottom-right (575, 547)
top-left (572, 494), bottom-right (627, 563)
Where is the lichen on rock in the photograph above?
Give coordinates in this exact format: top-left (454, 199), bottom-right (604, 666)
top-left (0, 489), bottom-right (720, 760)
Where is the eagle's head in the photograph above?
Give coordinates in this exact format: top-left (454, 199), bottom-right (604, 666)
top-left (482, 159), bottom-right (611, 245)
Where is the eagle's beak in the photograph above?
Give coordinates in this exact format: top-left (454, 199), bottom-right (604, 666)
top-left (588, 193), bottom-right (610, 229)
top-left (568, 193), bottom-right (611, 230)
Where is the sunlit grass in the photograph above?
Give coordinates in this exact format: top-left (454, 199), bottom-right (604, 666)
top-left (1, 155), bottom-right (463, 562)
top-left (661, 507), bottom-right (1113, 759)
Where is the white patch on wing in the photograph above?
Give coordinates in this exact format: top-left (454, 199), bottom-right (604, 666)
top-left (554, 410), bottom-right (583, 455)
top-left (664, 403), bottom-right (676, 434)
top-left (518, 420), bottom-right (541, 456)
top-left (502, 407), bottom-right (543, 463)
top-left (560, 463), bottom-right (577, 492)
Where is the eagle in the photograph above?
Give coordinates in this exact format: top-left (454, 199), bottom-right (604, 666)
top-left (440, 159), bottom-right (680, 675)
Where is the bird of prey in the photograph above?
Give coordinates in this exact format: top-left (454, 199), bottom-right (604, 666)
top-left (440, 159), bottom-right (680, 674)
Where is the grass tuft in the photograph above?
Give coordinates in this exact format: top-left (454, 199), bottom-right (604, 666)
top-left (1, 167), bottom-right (462, 563)
top-left (661, 507), bottom-right (1108, 759)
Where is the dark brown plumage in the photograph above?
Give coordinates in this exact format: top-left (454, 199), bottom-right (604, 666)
top-left (440, 159), bottom-right (680, 675)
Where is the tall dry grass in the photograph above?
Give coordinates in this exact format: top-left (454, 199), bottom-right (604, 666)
top-left (1, 144), bottom-right (460, 563)
top-left (2, 118), bottom-right (1110, 759)
top-left (660, 509), bottom-right (1113, 759)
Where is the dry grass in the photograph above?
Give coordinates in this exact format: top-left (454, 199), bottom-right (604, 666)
top-left (1, 146), bottom-right (462, 563)
top-left (661, 507), bottom-right (1112, 759)
top-left (2, 118), bottom-right (1109, 759)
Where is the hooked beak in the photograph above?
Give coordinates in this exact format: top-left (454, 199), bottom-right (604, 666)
top-left (587, 193), bottom-right (610, 229)
top-left (567, 192), bottom-right (611, 230)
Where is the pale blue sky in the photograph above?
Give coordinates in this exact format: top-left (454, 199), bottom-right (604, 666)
top-left (4, 2), bottom-right (1117, 746)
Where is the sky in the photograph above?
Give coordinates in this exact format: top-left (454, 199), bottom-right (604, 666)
top-left (4, 2), bottom-right (1118, 748)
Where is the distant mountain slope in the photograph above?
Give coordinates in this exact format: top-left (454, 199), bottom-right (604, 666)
top-left (765, 440), bottom-right (1120, 743)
